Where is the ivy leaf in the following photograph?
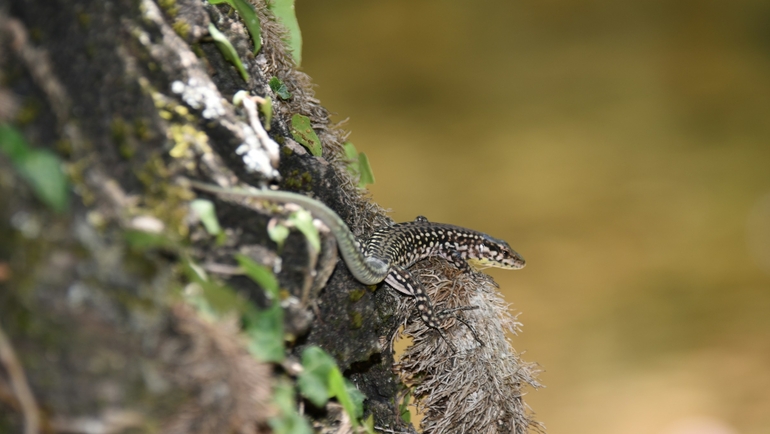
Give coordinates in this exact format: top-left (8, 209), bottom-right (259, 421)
top-left (288, 209), bottom-right (320, 253)
top-left (269, 77), bottom-right (292, 100)
top-left (190, 199), bottom-right (222, 236)
top-left (343, 378), bottom-right (366, 419)
top-left (235, 253), bottom-right (279, 300)
top-left (270, 381), bottom-right (313, 434)
top-left (328, 369), bottom-right (362, 425)
top-left (0, 124), bottom-right (69, 213)
top-left (0, 124), bottom-right (30, 160)
top-left (343, 141), bottom-right (360, 178)
top-left (267, 221), bottom-right (290, 250)
top-left (298, 346), bottom-right (367, 426)
top-left (267, 0), bottom-right (302, 65)
top-left (357, 152), bottom-right (375, 187)
top-left (183, 260), bottom-right (244, 317)
top-left (298, 346), bottom-right (335, 407)
top-left (342, 141), bottom-right (375, 188)
top-left (290, 114), bottom-right (322, 156)
top-left (16, 150), bottom-right (70, 213)
top-left (342, 141), bottom-right (358, 162)
top-left (243, 303), bottom-right (285, 362)
top-left (208, 23), bottom-right (250, 82)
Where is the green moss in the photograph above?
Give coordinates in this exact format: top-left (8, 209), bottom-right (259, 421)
top-left (172, 19), bottom-right (191, 40)
top-left (349, 311), bottom-right (363, 329)
top-left (348, 288), bottom-right (366, 303)
top-left (111, 117), bottom-right (129, 145)
top-left (134, 118), bottom-right (152, 141)
top-left (29, 27), bottom-right (43, 43)
top-left (15, 98), bottom-right (41, 126)
top-left (191, 44), bottom-right (205, 59)
top-left (76, 12), bottom-right (91, 29)
top-left (112, 117), bottom-right (140, 160)
top-left (55, 139), bottom-right (73, 158)
top-left (281, 145), bottom-right (293, 157)
top-left (85, 43), bottom-right (96, 60)
top-left (66, 157), bottom-right (94, 205)
top-left (284, 169), bottom-right (313, 191)
top-left (135, 156), bottom-right (195, 237)
top-left (157, 0), bottom-right (179, 17)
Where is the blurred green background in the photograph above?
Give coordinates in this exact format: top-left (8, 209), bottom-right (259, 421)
top-left (297, 1), bottom-right (770, 433)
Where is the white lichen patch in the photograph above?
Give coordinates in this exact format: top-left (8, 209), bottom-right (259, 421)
top-left (171, 78), bottom-right (225, 120)
top-left (235, 123), bottom-right (278, 178)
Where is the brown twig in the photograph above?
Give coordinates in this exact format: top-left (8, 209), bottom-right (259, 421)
top-left (0, 322), bottom-right (41, 434)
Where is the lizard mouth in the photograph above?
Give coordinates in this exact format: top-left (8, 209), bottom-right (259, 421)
top-left (467, 257), bottom-right (526, 270)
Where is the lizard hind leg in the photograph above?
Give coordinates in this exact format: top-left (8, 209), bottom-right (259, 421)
top-left (388, 265), bottom-right (479, 352)
top-left (435, 305), bottom-right (484, 348)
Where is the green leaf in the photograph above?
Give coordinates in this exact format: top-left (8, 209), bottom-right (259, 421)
top-left (344, 378), bottom-right (366, 419)
top-left (208, 23), bottom-right (250, 82)
top-left (288, 209), bottom-right (320, 253)
top-left (342, 141), bottom-right (358, 161)
top-left (399, 388), bottom-right (412, 424)
top-left (243, 303), bottom-right (285, 362)
top-left (267, 0), bottom-right (302, 65)
top-left (232, 0), bottom-right (262, 54)
top-left (342, 141), bottom-right (360, 180)
top-left (16, 150), bottom-right (70, 213)
top-left (297, 365), bottom-right (330, 408)
top-left (290, 114), bottom-right (322, 156)
top-left (298, 346), bottom-right (367, 426)
top-left (0, 124), bottom-right (31, 160)
top-left (206, 0), bottom-right (262, 53)
top-left (298, 346), bottom-right (336, 407)
top-left (270, 381), bottom-right (313, 434)
top-left (267, 221), bottom-right (289, 249)
top-left (183, 260), bottom-right (244, 317)
top-left (0, 125), bottom-right (69, 213)
top-left (341, 142), bottom-right (375, 188)
top-left (184, 290), bottom-right (219, 321)
top-left (328, 369), bottom-right (361, 426)
top-left (269, 402), bottom-right (312, 434)
top-left (272, 380), bottom-right (296, 414)
top-left (357, 152), bottom-right (375, 187)
top-left (190, 199), bottom-right (222, 235)
top-left (269, 77), bottom-right (292, 100)
top-left (235, 253), bottom-right (279, 300)
top-left (363, 414), bottom-right (375, 434)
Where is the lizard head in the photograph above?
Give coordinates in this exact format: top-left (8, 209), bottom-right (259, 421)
top-left (466, 233), bottom-right (526, 270)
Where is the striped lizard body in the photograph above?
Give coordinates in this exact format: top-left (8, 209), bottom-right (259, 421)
top-left (190, 182), bottom-right (525, 347)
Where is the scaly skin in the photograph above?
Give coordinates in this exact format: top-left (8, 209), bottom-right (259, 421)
top-left (189, 181), bottom-right (525, 349)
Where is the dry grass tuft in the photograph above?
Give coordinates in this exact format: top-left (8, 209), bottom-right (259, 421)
top-left (396, 258), bottom-right (543, 434)
top-left (161, 304), bottom-right (273, 434)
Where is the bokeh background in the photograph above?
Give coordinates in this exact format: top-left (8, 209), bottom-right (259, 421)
top-left (297, 1), bottom-right (770, 433)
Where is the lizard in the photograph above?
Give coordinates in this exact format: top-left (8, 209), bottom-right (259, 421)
top-left (189, 181), bottom-right (526, 350)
